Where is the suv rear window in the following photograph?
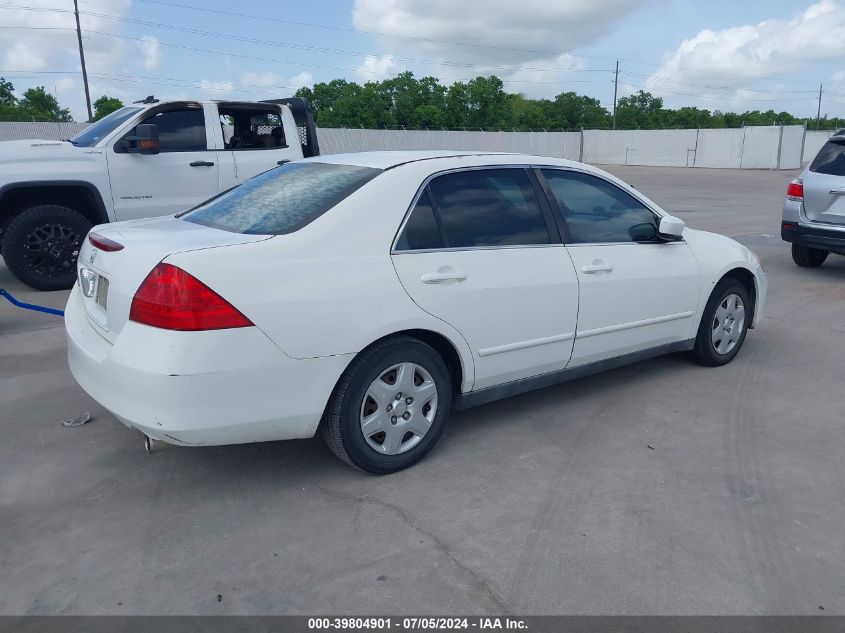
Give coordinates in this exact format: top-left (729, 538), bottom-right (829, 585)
top-left (810, 138), bottom-right (845, 176)
top-left (183, 162), bottom-right (381, 234)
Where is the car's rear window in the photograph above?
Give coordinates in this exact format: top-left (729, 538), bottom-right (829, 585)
top-left (809, 138), bottom-right (845, 176)
top-left (183, 162), bottom-right (382, 234)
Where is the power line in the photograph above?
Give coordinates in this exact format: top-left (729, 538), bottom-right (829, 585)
top-left (77, 9), bottom-right (611, 75)
top-left (131, 0), bottom-right (825, 85)
top-left (622, 71), bottom-right (818, 95)
top-left (0, 3), bottom-right (831, 90)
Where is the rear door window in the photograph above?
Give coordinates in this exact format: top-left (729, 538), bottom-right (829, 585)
top-left (183, 162), bottom-right (381, 234)
top-left (809, 139), bottom-right (845, 176)
top-left (395, 192), bottom-right (444, 251)
top-left (424, 169), bottom-right (550, 248)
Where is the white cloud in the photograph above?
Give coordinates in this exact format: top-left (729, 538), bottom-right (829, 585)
top-left (355, 55), bottom-right (401, 82)
top-left (353, 0), bottom-right (652, 66)
top-left (645, 0), bottom-right (845, 105)
top-left (200, 80), bottom-right (235, 93)
top-left (242, 71), bottom-right (287, 88)
top-left (139, 36), bottom-right (161, 71)
top-left (351, 0), bottom-right (650, 97)
top-left (289, 71), bottom-right (314, 90)
top-left (0, 0), bottom-right (167, 119)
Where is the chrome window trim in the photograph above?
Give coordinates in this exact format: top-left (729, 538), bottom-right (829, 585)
top-left (390, 164), bottom-right (558, 254)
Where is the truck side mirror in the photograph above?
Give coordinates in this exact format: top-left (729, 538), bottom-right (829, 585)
top-left (121, 123), bottom-right (160, 155)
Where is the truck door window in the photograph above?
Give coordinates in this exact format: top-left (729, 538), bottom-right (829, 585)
top-left (218, 106), bottom-right (287, 150)
top-left (135, 108), bottom-right (207, 152)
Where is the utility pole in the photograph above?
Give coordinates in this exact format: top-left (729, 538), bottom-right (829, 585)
top-left (73, 0), bottom-right (93, 121)
top-left (815, 83), bottom-right (823, 130)
top-left (612, 60), bottom-right (619, 131)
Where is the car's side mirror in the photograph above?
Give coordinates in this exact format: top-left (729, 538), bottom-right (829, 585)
top-left (121, 123), bottom-right (160, 155)
top-left (658, 215), bottom-right (685, 240)
top-left (628, 222), bottom-right (658, 242)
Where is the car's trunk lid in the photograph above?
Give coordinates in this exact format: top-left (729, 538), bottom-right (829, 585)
top-left (804, 137), bottom-right (845, 226)
top-left (76, 216), bottom-right (270, 343)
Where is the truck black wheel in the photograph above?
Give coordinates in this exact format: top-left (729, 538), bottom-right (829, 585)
top-left (2, 205), bottom-right (92, 291)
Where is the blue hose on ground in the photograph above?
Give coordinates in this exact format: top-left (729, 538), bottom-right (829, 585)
top-left (0, 288), bottom-right (65, 317)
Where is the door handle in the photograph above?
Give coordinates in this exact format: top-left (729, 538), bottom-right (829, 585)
top-left (829, 188), bottom-right (845, 195)
top-left (189, 161), bottom-right (215, 167)
top-left (421, 271), bottom-right (467, 284)
top-left (277, 160), bottom-right (290, 166)
top-left (581, 260), bottom-right (613, 274)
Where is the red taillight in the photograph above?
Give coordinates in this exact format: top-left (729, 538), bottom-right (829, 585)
top-left (89, 232), bottom-right (124, 252)
top-left (786, 179), bottom-right (803, 200)
top-left (129, 263), bottom-right (253, 331)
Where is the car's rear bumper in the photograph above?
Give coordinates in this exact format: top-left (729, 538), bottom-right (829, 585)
top-left (781, 221), bottom-right (845, 256)
top-left (65, 285), bottom-right (351, 446)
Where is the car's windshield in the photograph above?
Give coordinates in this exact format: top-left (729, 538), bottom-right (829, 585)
top-left (68, 106), bottom-right (143, 147)
top-left (183, 161), bottom-right (382, 235)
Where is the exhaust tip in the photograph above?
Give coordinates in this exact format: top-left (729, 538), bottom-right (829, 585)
top-left (143, 434), bottom-right (171, 454)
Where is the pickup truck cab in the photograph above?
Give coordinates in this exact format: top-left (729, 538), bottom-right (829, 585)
top-left (0, 96), bottom-right (319, 290)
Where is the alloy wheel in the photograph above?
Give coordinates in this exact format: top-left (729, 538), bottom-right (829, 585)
top-left (711, 293), bottom-right (745, 355)
top-left (23, 223), bottom-right (82, 278)
top-left (359, 362), bottom-right (439, 455)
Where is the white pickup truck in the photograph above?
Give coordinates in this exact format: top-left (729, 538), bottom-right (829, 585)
top-left (0, 96), bottom-right (320, 290)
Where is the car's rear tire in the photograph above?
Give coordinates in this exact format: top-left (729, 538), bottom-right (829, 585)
top-left (791, 243), bottom-right (828, 268)
top-left (690, 279), bottom-right (751, 367)
top-left (2, 205), bottom-right (92, 290)
top-left (321, 335), bottom-right (452, 474)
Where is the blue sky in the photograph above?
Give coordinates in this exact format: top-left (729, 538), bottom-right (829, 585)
top-left (1, 0), bottom-right (843, 121)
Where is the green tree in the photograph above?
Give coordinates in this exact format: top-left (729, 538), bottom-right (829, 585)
top-left (547, 92), bottom-right (610, 129)
top-left (16, 86), bottom-right (72, 121)
top-left (0, 77), bottom-right (18, 120)
top-left (615, 90), bottom-right (663, 129)
top-left (296, 72), bottom-right (843, 132)
top-left (92, 95), bottom-right (124, 122)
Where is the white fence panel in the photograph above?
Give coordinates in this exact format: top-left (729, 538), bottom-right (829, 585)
top-left (802, 130), bottom-right (834, 164)
top-left (582, 129), bottom-right (697, 167)
top-left (740, 126), bottom-right (781, 169)
top-left (778, 125), bottom-right (805, 169)
top-left (316, 128), bottom-right (575, 159)
top-left (0, 121), bottom-right (821, 170)
top-left (582, 130), bottom-right (632, 165)
top-left (694, 129), bottom-right (744, 168)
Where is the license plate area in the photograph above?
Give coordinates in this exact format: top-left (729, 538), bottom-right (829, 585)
top-left (95, 275), bottom-right (109, 310)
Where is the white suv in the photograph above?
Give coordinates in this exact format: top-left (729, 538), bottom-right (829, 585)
top-left (0, 96), bottom-right (318, 290)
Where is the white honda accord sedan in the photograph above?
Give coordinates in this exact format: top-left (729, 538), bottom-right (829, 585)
top-left (66, 151), bottom-right (767, 473)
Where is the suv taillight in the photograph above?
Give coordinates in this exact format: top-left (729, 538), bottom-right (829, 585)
top-left (786, 178), bottom-right (803, 201)
top-left (129, 263), bottom-right (253, 331)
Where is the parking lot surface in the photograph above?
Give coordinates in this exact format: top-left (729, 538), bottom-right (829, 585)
top-left (2, 166), bottom-right (844, 615)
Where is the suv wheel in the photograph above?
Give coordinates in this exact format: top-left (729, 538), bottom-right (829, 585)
top-left (1, 205), bottom-right (92, 290)
top-left (321, 336), bottom-right (452, 474)
top-left (791, 244), bottom-right (828, 268)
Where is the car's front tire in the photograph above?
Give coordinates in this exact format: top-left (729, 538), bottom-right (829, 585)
top-left (690, 279), bottom-right (751, 367)
top-left (2, 205), bottom-right (92, 290)
top-left (321, 336), bottom-right (452, 474)
top-left (791, 244), bottom-right (828, 268)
